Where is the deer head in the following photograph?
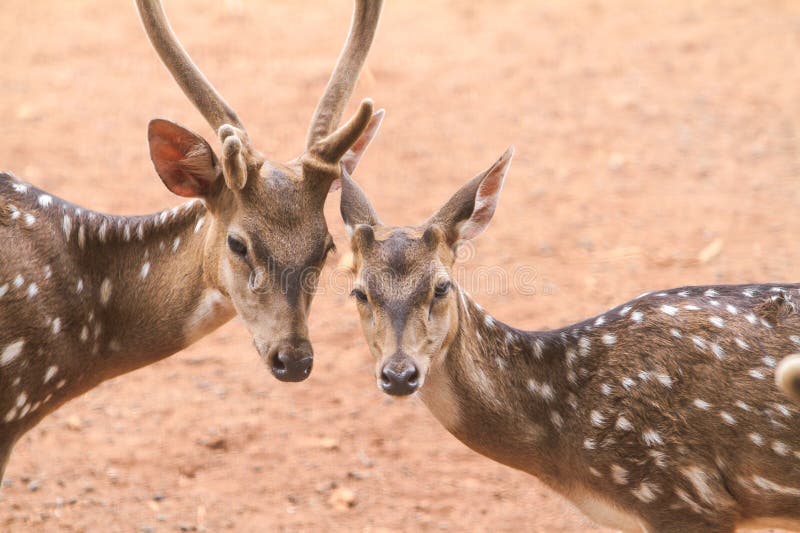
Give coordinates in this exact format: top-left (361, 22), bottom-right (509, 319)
top-left (340, 148), bottom-right (514, 395)
top-left (137, 0), bottom-right (384, 382)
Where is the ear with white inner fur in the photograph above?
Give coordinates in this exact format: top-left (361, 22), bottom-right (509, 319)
top-left (148, 119), bottom-right (220, 198)
top-left (340, 172), bottom-right (381, 236)
top-left (329, 109), bottom-right (385, 193)
top-left (427, 147), bottom-right (514, 246)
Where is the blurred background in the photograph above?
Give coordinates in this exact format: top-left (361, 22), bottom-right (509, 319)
top-left (2, 0), bottom-right (800, 531)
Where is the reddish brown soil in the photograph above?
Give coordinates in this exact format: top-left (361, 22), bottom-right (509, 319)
top-left (1, 0), bottom-right (799, 531)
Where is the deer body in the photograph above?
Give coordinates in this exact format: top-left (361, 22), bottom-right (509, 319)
top-left (422, 284), bottom-right (800, 532)
top-left (0, 174), bottom-right (233, 473)
top-left (340, 149), bottom-right (800, 532)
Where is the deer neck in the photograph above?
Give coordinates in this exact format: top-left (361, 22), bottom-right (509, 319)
top-left (62, 199), bottom-right (235, 383)
top-left (419, 287), bottom-right (572, 483)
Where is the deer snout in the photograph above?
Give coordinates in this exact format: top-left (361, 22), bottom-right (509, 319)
top-left (266, 339), bottom-right (313, 383)
top-left (379, 356), bottom-right (420, 396)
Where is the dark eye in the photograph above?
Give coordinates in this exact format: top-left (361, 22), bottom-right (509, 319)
top-left (434, 280), bottom-right (452, 298)
top-left (351, 288), bottom-right (368, 303)
top-left (227, 235), bottom-right (247, 256)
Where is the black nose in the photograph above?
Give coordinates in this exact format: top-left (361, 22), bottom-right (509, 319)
top-left (380, 360), bottom-right (419, 396)
top-left (270, 343), bottom-right (313, 383)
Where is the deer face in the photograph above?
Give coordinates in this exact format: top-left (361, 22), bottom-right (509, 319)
top-left (342, 149), bottom-right (514, 395)
top-left (147, 113), bottom-right (383, 382)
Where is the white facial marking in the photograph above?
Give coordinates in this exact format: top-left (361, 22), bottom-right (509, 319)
top-left (99, 278), bottom-right (113, 306)
top-left (611, 464), bottom-right (629, 485)
top-left (1, 340), bottom-right (25, 366)
top-left (43, 365), bottom-right (58, 384)
top-left (660, 305), bottom-right (678, 316)
top-left (602, 333), bottom-right (617, 345)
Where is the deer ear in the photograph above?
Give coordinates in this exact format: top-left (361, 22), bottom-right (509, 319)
top-left (340, 172), bottom-right (380, 236)
top-left (330, 109), bottom-right (385, 194)
top-left (428, 147), bottom-right (514, 246)
top-left (148, 119), bottom-right (219, 198)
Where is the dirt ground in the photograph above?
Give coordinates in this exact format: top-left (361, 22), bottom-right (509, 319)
top-left (1, 0), bottom-right (800, 531)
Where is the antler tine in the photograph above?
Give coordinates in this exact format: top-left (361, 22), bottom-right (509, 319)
top-left (136, 0), bottom-right (245, 133)
top-left (306, 0), bottom-right (384, 150)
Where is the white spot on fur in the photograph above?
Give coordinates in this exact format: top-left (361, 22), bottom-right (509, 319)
top-left (99, 278), bottom-right (112, 306)
top-left (619, 305), bottom-right (632, 316)
top-left (52, 318), bottom-right (61, 335)
top-left (1, 340), bottom-right (25, 366)
top-left (602, 333), bottom-right (617, 345)
top-left (621, 377), bottom-right (636, 390)
top-left (13, 275), bottom-right (24, 288)
top-left (615, 416), bottom-right (633, 431)
top-left (709, 316), bottom-right (725, 328)
top-left (691, 336), bottom-right (706, 350)
top-left (771, 441), bottom-right (790, 456)
top-left (735, 338), bottom-right (749, 350)
top-left (749, 369), bottom-right (765, 380)
top-left (140, 262), bottom-right (151, 279)
top-left (631, 481), bottom-right (660, 503)
top-left (704, 289), bottom-right (719, 297)
top-left (725, 304), bottom-right (738, 315)
top-left (26, 283), bottom-right (38, 299)
top-left (594, 316), bottom-right (605, 327)
top-left (589, 467), bottom-right (602, 477)
top-left (720, 411), bottom-right (736, 425)
top-left (98, 220), bottom-right (109, 242)
top-left (590, 410), bottom-right (606, 427)
top-left (642, 429), bottom-right (663, 446)
top-left (680, 466), bottom-right (716, 505)
top-left (194, 216), bottom-right (206, 233)
top-left (736, 400), bottom-right (751, 412)
top-left (660, 305), bottom-right (678, 316)
top-left (684, 304), bottom-right (701, 311)
top-left (43, 365), bottom-right (58, 384)
top-left (631, 311), bottom-right (644, 323)
top-left (670, 328), bottom-right (682, 338)
top-left (80, 325), bottom-right (89, 342)
top-left (172, 237), bottom-right (181, 252)
top-left (655, 373), bottom-right (672, 388)
top-left (711, 343), bottom-right (725, 360)
top-left (611, 464), bottom-right (629, 485)
top-left (527, 379), bottom-right (555, 402)
top-left (601, 383), bottom-right (612, 396)
top-left (583, 438), bottom-right (596, 450)
top-left (693, 399), bottom-right (711, 410)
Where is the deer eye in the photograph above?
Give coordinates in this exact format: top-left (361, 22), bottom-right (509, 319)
top-left (434, 280), bottom-right (452, 298)
top-left (227, 235), bottom-right (248, 257)
top-left (350, 288), bottom-right (368, 304)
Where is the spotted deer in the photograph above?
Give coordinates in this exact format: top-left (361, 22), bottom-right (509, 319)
top-left (0, 0), bottom-right (384, 478)
top-left (340, 149), bottom-right (800, 532)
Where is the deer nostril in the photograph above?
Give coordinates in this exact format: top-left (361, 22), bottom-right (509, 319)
top-left (271, 351), bottom-right (287, 372)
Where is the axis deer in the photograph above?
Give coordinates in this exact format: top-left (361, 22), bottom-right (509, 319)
top-left (340, 149), bottom-right (800, 532)
top-left (0, 0), bottom-right (383, 478)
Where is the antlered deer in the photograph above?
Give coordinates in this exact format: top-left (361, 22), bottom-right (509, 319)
top-left (340, 149), bottom-right (800, 532)
top-left (0, 0), bottom-right (383, 478)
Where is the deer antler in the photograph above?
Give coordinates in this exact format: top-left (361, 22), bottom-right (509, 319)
top-left (136, 0), bottom-right (253, 190)
top-left (306, 0), bottom-right (384, 165)
top-left (135, 0), bottom-right (244, 133)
